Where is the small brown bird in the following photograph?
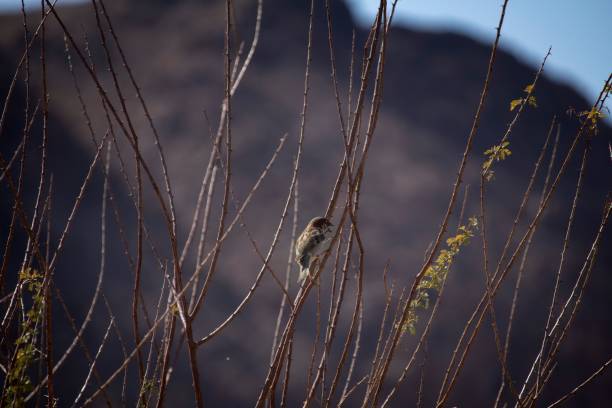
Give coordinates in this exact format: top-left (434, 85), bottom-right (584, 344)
top-left (295, 217), bottom-right (334, 283)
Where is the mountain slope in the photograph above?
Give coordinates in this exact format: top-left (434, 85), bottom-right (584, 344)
top-left (0, 0), bottom-right (610, 405)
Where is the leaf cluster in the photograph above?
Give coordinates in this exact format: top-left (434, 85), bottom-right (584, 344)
top-left (510, 84), bottom-right (538, 112)
top-left (4, 269), bottom-right (45, 407)
top-left (578, 107), bottom-right (606, 135)
top-left (403, 217), bottom-right (478, 335)
top-left (482, 141), bottom-right (512, 181)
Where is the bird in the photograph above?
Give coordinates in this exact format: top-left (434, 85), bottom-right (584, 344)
top-left (295, 216), bottom-right (334, 284)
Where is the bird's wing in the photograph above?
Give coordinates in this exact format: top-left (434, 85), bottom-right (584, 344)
top-left (308, 232), bottom-right (328, 254)
top-left (295, 232), bottom-right (309, 260)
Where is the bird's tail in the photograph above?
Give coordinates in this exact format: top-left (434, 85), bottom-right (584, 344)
top-left (298, 265), bottom-right (310, 284)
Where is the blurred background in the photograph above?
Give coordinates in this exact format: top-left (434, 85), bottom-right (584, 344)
top-left (0, 0), bottom-right (610, 406)
top-left (3, 0), bottom-right (611, 104)
top-left (349, 0), bottom-right (612, 107)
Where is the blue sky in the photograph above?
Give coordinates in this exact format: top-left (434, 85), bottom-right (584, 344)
top-left (347, 0), bottom-right (611, 105)
top-left (0, 0), bottom-right (82, 11)
top-left (2, 0), bottom-right (610, 104)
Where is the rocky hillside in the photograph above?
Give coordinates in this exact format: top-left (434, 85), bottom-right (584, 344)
top-left (0, 0), bottom-right (610, 405)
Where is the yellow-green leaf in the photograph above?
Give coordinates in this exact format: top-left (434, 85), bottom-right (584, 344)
top-left (527, 95), bottom-right (538, 108)
top-left (510, 98), bottom-right (523, 111)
